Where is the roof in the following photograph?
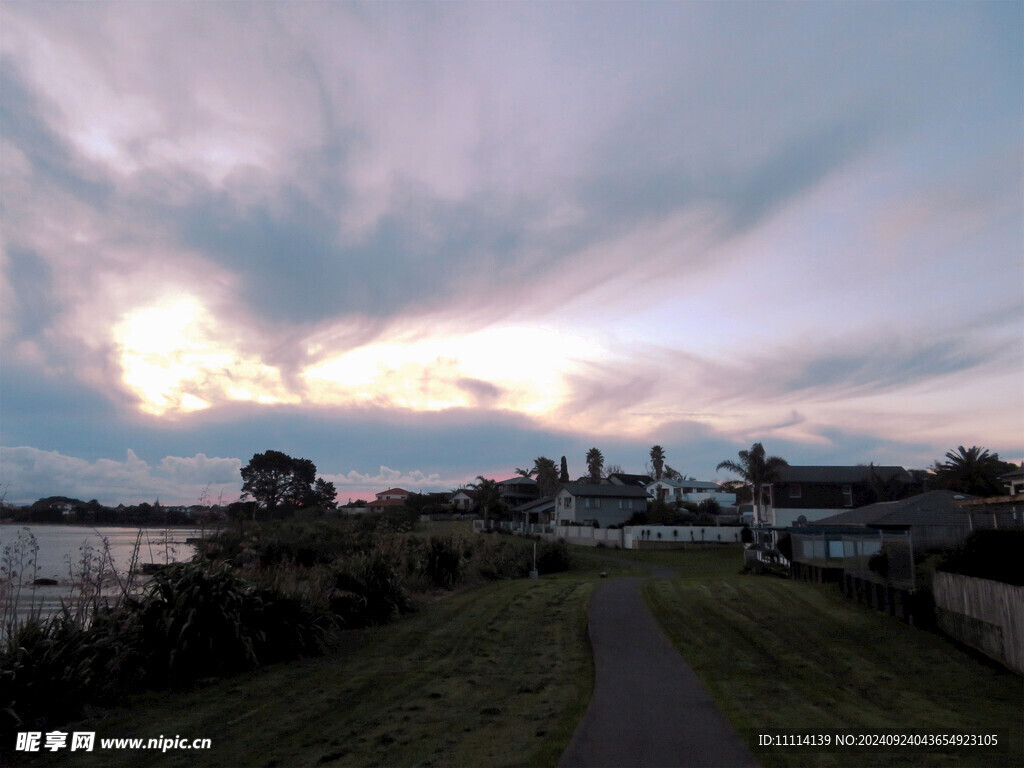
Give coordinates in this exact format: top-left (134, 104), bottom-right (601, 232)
top-left (451, 489), bottom-right (477, 499)
top-left (498, 476), bottom-right (538, 486)
top-left (375, 487), bottom-right (411, 497)
top-left (776, 465), bottom-right (910, 484)
top-left (813, 490), bottom-right (975, 528)
top-left (607, 473), bottom-right (653, 487)
top-left (559, 483), bottom-right (649, 499)
top-left (368, 498), bottom-right (407, 508)
top-left (513, 495), bottom-right (557, 513)
top-left (647, 478), bottom-right (721, 490)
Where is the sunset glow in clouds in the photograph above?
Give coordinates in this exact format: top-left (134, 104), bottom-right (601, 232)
top-left (1, 1), bottom-right (1021, 504)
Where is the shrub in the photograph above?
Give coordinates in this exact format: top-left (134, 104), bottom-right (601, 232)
top-left (536, 540), bottom-right (572, 574)
top-left (331, 553), bottom-right (414, 627)
top-left (125, 563), bottom-right (261, 687)
top-left (1, 611), bottom-right (97, 735)
top-left (936, 529), bottom-right (1024, 586)
top-left (421, 537), bottom-right (464, 589)
top-left (473, 540), bottom-right (532, 581)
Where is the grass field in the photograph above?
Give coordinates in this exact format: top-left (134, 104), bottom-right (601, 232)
top-left (31, 573), bottom-right (596, 768)
top-left (632, 548), bottom-right (1023, 768)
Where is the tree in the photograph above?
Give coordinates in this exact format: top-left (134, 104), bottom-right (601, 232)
top-left (586, 448), bottom-right (604, 483)
top-left (467, 476), bottom-right (500, 522)
top-left (240, 450), bottom-right (318, 518)
top-left (650, 445), bottom-right (665, 481)
top-left (515, 466), bottom-right (537, 478)
top-left (931, 445), bottom-right (1014, 497)
top-left (603, 463), bottom-right (623, 478)
top-left (533, 456), bottom-right (559, 496)
top-left (559, 456), bottom-right (570, 483)
top-left (309, 478), bottom-right (338, 510)
top-left (716, 442), bottom-right (788, 526)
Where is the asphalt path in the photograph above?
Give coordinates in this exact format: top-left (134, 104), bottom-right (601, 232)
top-left (559, 567), bottom-right (759, 768)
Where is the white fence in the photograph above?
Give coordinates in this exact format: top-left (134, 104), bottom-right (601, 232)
top-left (550, 525), bottom-right (743, 549)
top-left (473, 520), bottom-right (745, 549)
top-left (933, 571), bottom-right (1024, 675)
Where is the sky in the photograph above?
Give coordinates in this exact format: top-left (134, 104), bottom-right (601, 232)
top-left (1, 1), bottom-right (1021, 506)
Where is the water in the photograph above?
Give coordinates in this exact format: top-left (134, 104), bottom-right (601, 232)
top-left (1, 524), bottom-right (208, 623)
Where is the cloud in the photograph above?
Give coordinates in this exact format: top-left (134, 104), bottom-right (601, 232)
top-left (0, 2), bottom-right (1020, 499)
top-left (0, 446), bottom-right (242, 506)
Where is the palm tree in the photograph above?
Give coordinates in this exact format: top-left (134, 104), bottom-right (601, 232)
top-left (533, 456), bottom-right (559, 497)
top-left (716, 443), bottom-right (788, 526)
top-left (514, 466), bottom-right (537, 478)
top-left (585, 448), bottom-right (604, 483)
top-left (931, 446), bottom-right (1009, 496)
top-left (650, 445), bottom-right (665, 481)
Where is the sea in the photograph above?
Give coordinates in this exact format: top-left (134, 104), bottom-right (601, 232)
top-left (1, 523), bottom-right (207, 624)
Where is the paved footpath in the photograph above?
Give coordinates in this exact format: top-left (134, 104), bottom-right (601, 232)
top-left (559, 571), bottom-right (759, 768)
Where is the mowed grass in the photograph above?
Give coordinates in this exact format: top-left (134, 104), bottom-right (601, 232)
top-left (640, 550), bottom-right (1023, 768)
top-left (33, 575), bottom-right (595, 768)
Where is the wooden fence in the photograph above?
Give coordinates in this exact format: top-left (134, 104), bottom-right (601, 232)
top-left (932, 571), bottom-right (1024, 675)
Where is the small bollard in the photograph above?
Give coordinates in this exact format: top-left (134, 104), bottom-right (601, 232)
top-left (529, 569), bottom-right (539, 579)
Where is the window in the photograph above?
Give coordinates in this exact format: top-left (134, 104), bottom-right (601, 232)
top-left (789, 485), bottom-right (802, 499)
top-left (618, 499), bottom-right (633, 510)
top-left (585, 497), bottom-right (599, 509)
top-left (842, 485), bottom-right (853, 507)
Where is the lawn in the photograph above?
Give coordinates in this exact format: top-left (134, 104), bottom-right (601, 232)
top-left (639, 551), bottom-right (1023, 768)
top-left (28, 574), bottom-right (595, 768)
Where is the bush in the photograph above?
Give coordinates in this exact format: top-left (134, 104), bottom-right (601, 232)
top-left (536, 540), bottom-right (572, 574)
top-left (331, 553), bottom-right (414, 627)
top-left (936, 529), bottom-right (1024, 586)
top-left (421, 537), bottom-right (464, 589)
top-left (125, 563), bottom-right (261, 687)
top-left (473, 540), bottom-right (532, 581)
top-left (1, 611), bottom-right (97, 735)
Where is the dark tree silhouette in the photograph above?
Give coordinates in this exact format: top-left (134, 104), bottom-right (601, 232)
top-left (650, 445), bottom-right (665, 481)
top-left (931, 446), bottom-right (1014, 497)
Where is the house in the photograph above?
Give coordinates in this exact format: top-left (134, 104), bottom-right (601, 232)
top-left (1000, 463), bottom-right (1024, 496)
top-left (645, 478), bottom-right (736, 508)
top-left (790, 490), bottom-right (996, 614)
top-left (553, 483), bottom-right (649, 528)
top-left (766, 465), bottom-right (917, 527)
top-left (367, 498), bottom-right (407, 513)
top-left (513, 495), bottom-right (557, 528)
top-left (497, 476), bottom-right (541, 508)
top-left (375, 488), bottom-right (411, 502)
top-left (450, 489), bottom-right (476, 512)
top-left (811, 490), bottom-right (981, 550)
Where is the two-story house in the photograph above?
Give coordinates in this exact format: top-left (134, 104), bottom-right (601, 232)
top-left (645, 478), bottom-right (737, 508)
top-left (553, 483), bottom-right (649, 528)
top-left (497, 476), bottom-right (541, 508)
top-left (767, 466), bottom-right (916, 527)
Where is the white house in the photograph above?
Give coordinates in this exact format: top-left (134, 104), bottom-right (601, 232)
top-left (645, 478), bottom-right (736, 507)
top-left (554, 483), bottom-right (649, 528)
top-left (450, 489), bottom-right (476, 512)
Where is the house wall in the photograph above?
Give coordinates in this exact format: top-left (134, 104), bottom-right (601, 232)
top-left (772, 508), bottom-right (854, 527)
top-left (933, 572), bottom-right (1024, 675)
top-left (553, 489), bottom-right (643, 528)
top-left (773, 482), bottom-right (873, 510)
